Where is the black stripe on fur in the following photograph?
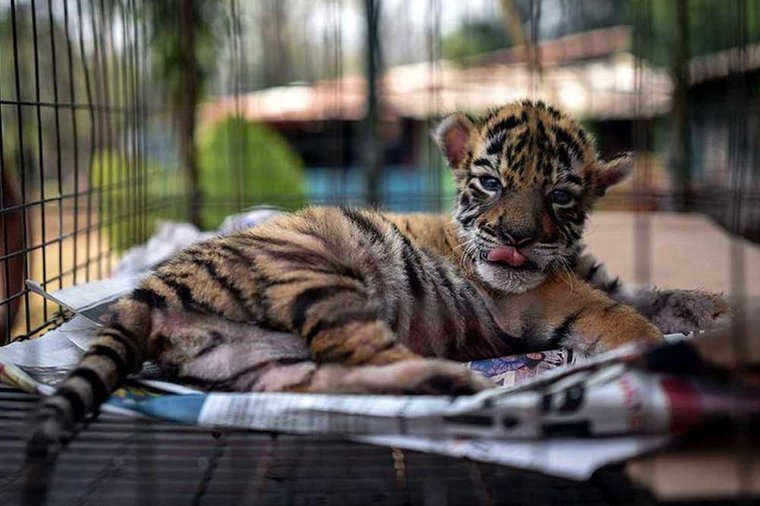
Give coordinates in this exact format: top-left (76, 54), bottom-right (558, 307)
top-left (291, 285), bottom-right (355, 333)
top-left (157, 274), bottom-right (220, 315)
top-left (383, 219), bottom-right (427, 298)
top-left (55, 386), bottom-right (86, 421)
top-left (86, 344), bottom-right (129, 379)
top-left (584, 262), bottom-right (601, 282)
top-left (340, 207), bottom-right (385, 244)
top-left (97, 330), bottom-right (137, 370)
top-left (130, 287), bottom-right (167, 309)
top-left (304, 308), bottom-right (379, 343)
top-left (69, 368), bottom-right (109, 405)
top-left (194, 258), bottom-right (252, 316)
top-left (548, 310), bottom-right (583, 349)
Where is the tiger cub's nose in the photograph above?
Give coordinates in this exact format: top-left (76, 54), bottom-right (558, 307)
top-left (501, 229), bottom-right (537, 247)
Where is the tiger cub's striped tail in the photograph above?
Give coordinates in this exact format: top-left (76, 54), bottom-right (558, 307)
top-left (26, 293), bottom-right (152, 460)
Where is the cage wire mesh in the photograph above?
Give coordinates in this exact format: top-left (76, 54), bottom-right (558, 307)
top-left (0, 0), bottom-right (186, 343)
top-left (0, 0), bottom-right (759, 502)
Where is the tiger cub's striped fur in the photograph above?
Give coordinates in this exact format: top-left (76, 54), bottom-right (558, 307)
top-left (30, 100), bottom-right (729, 458)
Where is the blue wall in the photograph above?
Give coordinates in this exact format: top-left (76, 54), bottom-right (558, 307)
top-left (306, 166), bottom-right (454, 213)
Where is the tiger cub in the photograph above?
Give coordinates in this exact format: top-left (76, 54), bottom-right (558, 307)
top-left (31, 100), bottom-right (728, 451)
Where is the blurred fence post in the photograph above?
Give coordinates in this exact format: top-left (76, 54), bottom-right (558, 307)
top-left (179, 0), bottom-right (202, 226)
top-left (363, 0), bottom-right (382, 206)
top-left (0, 167), bottom-right (24, 344)
top-left (672, 0), bottom-right (692, 210)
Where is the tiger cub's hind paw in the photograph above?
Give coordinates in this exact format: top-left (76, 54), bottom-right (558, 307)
top-left (334, 359), bottom-right (493, 396)
top-left (645, 289), bottom-right (731, 335)
top-left (397, 359), bottom-right (494, 396)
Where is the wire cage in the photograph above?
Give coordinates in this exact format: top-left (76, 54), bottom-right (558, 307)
top-left (1, 0), bottom-right (760, 503)
top-left (0, 0), bottom-right (187, 343)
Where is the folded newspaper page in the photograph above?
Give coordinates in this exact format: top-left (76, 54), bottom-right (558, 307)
top-left (3, 211), bottom-right (758, 481)
top-left (0, 312), bottom-right (670, 480)
top-left (3, 310), bottom-right (755, 479)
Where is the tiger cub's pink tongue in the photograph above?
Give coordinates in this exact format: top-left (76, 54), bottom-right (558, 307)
top-left (486, 245), bottom-right (527, 267)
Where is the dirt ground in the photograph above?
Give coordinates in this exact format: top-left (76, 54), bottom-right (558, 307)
top-left (10, 207), bottom-right (115, 340)
top-left (585, 211), bottom-right (760, 300)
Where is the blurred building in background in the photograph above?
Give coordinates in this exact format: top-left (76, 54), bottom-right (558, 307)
top-left (201, 26), bottom-right (673, 211)
top-left (197, 3), bottom-right (759, 226)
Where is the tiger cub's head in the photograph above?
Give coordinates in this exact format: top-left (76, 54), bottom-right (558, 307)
top-left (434, 100), bottom-right (632, 293)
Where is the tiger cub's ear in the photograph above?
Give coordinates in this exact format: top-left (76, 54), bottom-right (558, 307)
top-left (433, 113), bottom-right (474, 170)
top-left (594, 153), bottom-right (634, 196)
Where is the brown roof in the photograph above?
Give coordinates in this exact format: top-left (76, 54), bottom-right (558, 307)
top-left (202, 76), bottom-right (368, 124)
top-left (201, 26), bottom-right (672, 125)
top-left (473, 26), bottom-right (632, 66)
top-left (689, 42), bottom-right (760, 84)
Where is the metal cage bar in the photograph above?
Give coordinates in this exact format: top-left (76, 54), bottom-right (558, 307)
top-left (0, 0), bottom-right (182, 343)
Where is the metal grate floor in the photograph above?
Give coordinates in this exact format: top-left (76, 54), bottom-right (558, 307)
top-left (0, 384), bottom-right (660, 505)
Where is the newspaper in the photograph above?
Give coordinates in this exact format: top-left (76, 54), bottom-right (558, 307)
top-left (0, 319), bottom-right (671, 479)
top-left (2, 211), bottom-right (758, 481)
top-left (4, 315), bottom-right (751, 479)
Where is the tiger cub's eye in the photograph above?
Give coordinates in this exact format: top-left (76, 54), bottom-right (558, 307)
top-left (550, 189), bottom-right (574, 205)
top-left (478, 176), bottom-right (501, 191)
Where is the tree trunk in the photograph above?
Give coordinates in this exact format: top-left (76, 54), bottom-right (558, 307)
top-left (363, 0), bottom-right (382, 206)
top-left (499, 0), bottom-right (525, 49)
top-left (1, 165), bottom-right (25, 343)
top-left (672, 0), bottom-right (692, 210)
top-left (179, 0), bottom-right (202, 227)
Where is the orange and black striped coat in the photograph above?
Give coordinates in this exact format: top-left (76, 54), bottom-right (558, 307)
top-left (30, 101), bottom-right (728, 462)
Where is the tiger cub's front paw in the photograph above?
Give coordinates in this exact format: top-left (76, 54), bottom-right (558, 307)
top-left (645, 289), bottom-right (731, 335)
top-left (574, 304), bottom-right (663, 355)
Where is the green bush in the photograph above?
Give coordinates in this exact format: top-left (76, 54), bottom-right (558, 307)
top-left (90, 117), bottom-right (305, 252)
top-left (198, 116), bottom-right (306, 229)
